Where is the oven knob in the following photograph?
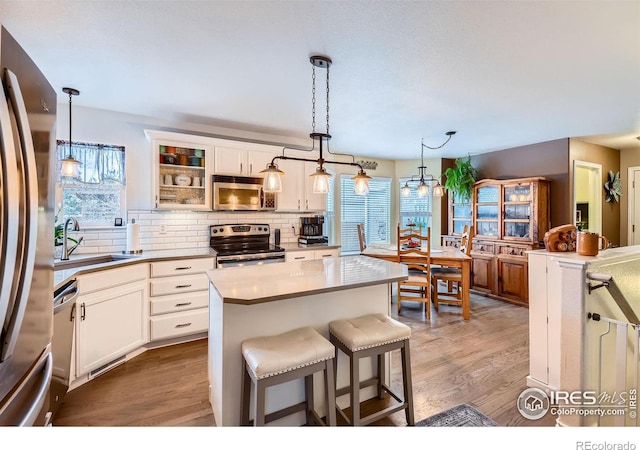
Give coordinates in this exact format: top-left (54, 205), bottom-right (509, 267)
top-left (219, 228), bottom-right (223, 233)
top-left (257, 227), bottom-right (262, 231)
top-left (212, 229), bottom-right (217, 233)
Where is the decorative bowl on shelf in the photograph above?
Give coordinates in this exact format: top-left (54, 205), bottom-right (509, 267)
top-left (174, 174), bottom-right (191, 186)
top-left (162, 154), bottom-right (177, 164)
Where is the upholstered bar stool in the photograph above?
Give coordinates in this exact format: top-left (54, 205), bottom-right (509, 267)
top-left (240, 326), bottom-right (337, 426)
top-left (329, 313), bottom-right (414, 426)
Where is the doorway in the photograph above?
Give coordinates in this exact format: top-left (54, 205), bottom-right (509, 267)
top-left (573, 161), bottom-right (602, 234)
top-left (628, 166), bottom-right (640, 245)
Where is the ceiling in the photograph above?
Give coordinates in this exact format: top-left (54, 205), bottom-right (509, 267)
top-left (2, 0), bottom-right (639, 159)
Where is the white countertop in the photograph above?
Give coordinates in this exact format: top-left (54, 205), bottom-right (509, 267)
top-left (54, 248), bottom-right (215, 290)
top-left (528, 245), bottom-right (640, 268)
top-left (207, 254), bottom-right (407, 305)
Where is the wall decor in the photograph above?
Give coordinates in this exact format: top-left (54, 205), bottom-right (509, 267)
top-left (604, 170), bottom-right (622, 203)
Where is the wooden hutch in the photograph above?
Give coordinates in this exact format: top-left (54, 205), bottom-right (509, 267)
top-left (442, 176), bottom-right (551, 306)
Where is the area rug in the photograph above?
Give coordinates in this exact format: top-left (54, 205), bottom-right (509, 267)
top-left (415, 404), bottom-right (499, 427)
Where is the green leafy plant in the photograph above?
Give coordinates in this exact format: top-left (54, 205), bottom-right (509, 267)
top-left (443, 154), bottom-right (478, 202)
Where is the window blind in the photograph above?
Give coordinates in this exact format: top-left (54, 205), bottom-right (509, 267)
top-left (399, 178), bottom-right (433, 229)
top-left (340, 175), bottom-right (391, 253)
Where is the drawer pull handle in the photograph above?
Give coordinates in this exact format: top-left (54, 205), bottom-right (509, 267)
top-left (294, 256), bottom-right (305, 260)
top-left (175, 302), bottom-right (192, 307)
top-left (320, 254), bottom-right (331, 257)
top-left (175, 322), bottom-right (192, 328)
top-left (175, 266), bottom-right (192, 270)
top-left (175, 284), bottom-right (192, 289)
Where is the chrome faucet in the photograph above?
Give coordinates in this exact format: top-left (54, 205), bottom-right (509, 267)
top-left (61, 217), bottom-right (81, 260)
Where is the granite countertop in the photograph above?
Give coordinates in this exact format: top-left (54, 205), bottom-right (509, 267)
top-left (207, 254), bottom-right (407, 305)
top-left (54, 248), bottom-right (216, 290)
top-left (279, 242), bottom-right (341, 252)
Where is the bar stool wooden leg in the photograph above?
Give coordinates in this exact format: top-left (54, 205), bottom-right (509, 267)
top-left (253, 379), bottom-right (266, 426)
top-left (240, 361), bottom-right (251, 426)
top-left (305, 374), bottom-right (314, 425)
top-left (350, 350), bottom-right (360, 426)
top-left (401, 341), bottom-right (415, 425)
top-left (324, 360), bottom-right (337, 426)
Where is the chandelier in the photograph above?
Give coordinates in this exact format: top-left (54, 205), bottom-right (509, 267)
top-left (401, 131), bottom-right (456, 198)
top-left (261, 55), bottom-right (371, 195)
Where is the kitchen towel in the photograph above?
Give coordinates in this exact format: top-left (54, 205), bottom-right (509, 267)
top-left (126, 220), bottom-right (141, 253)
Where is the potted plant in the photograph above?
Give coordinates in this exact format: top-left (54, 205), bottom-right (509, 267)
top-left (443, 154), bottom-right (478, 202)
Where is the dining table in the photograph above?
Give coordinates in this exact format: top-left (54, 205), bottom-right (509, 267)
top-left (360, 243), bottom-right (473, 320)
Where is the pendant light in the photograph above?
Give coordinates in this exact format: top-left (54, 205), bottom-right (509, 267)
top-left (401, 131), bottom-right (456, 198)
top-left (262, 55), bottom-right (370, 195)
top-left (59, 87), bottom-right (81, 177)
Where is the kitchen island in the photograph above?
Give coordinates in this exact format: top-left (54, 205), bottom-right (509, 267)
top-left (207, 255), bottom-right (408, 426)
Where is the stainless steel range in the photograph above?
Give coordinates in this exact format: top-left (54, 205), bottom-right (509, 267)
top-left (210, 224), bottom-right (285, 268)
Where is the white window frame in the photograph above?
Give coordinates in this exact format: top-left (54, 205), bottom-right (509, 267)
top-left (399, 177), bottom-right (433, 230)
top-left (340, 175), bottom-right (391, 253)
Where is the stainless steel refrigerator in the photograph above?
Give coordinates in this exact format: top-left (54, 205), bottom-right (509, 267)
top-left (0, 26), bottom-right (56, 426)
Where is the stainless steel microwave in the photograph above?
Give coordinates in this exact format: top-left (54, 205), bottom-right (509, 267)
top-left (212, 175), bottom-right (276, 211)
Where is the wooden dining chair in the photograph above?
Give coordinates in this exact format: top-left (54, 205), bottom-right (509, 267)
top-left (396, 225), bottom-right (432, 318)
top-left (357, 224), bottom-right (367, 253)
top-left (430, 225), bottom-right (474, 311)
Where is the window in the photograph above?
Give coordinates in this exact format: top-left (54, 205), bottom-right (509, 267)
top-left (340, 175), bottom-right (391, 253)
top-left (399, 178), bottom-right (433, 230)
top-left (56, 141), bottom-right (126, 226)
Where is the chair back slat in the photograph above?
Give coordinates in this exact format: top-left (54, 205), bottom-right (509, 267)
top-left (357, 224), bottom-right (367, 252)
top-left (459, 225), bottom-right (474, 256)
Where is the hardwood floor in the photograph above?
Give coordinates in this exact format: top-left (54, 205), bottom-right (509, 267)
top-left (53, 293), bottom-right (557, 427)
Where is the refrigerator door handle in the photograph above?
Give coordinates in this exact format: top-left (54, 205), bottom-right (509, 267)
top-left (0, 348), bottom-right (52, 426)
top-left (0, 74), bottom-right (20, 336)
top-left (1, 69), bottom-right (39, 362)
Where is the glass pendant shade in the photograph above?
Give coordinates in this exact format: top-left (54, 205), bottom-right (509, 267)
top-left (260, 163), bottom-right (284, 192)
top-left (417, 181), bottom-right (429, 197)
top-left (310, 167), bottom-right (332, 194)
top-left (401, 182), bottom-right (411, 197)
top-left (432, 183), bottom-right (445, 197)
top-left (352, 170), bottom-right (372, 196)
top-left (60, 155), bottom-right (81, 178)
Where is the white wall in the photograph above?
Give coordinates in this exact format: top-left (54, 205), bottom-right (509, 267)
top-left (59, 105), bottom-right (445, 251)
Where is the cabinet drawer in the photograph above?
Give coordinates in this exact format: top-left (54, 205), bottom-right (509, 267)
top-left (78, 264), bottom-right (147, 295)
top-left (150, 291), bottom-right (209, 315)
top-left (149, 308), bottom-right (208, 341)
top-left (285, 250), bottom-right (315, 262)
top-left (471, 241), bottom-right (495, 254)
top-left (150, 258), bottom-right (215, 278)
top-left (314, 248), bottom-right (340, 259)
top-left (150, 273), bottom-right (210, 296)
top-left (497, 244), bottom-right (530, 258)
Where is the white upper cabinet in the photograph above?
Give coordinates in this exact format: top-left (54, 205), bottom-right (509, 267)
top-left (276, 156), bottom-right (327, 212)
top-left (214, 145), bottom-right (277, 177)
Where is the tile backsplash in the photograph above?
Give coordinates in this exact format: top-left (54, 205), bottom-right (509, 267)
top-left (68, 210), bottom-right (319, 254)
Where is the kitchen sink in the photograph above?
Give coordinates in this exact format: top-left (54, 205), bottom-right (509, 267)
top-left (54, 253), bottom-right (142, 270)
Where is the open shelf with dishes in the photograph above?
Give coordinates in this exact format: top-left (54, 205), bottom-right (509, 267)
top-left (145, 129), bottom-right (213, 210)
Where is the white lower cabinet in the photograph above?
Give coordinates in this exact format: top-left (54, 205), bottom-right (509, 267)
top-left (285, 248), bottom-right (340, 262)
top-left (75, 265), bottom-right (148, 378)
top-left (148, 257), bottom-right (215, 342)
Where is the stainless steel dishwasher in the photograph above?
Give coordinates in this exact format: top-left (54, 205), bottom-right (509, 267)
top-left (50, 279), bottom-right (78, 420)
